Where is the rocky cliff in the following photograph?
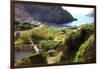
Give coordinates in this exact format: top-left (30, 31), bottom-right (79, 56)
top-left (15, 4), bottom-right (76, 24)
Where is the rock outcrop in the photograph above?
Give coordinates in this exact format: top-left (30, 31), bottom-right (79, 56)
top-left (15, 3), bottom-right (76, 24)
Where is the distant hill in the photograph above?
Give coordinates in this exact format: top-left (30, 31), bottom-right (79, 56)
top-left (87, 10), bottom-right (94, 17)
top-left (15, 4), bottom-right (76, 24)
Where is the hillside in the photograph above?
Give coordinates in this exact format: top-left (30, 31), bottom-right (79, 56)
top-left (14, 23), bottom-right (95, 67)
top-left (87, 10), bottom-right (94, 17)
top-left (15, 4), bottom-right (76, 24)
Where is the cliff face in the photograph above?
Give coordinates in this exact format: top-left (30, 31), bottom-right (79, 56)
top-left (15, 4), bottom-right (75, 24)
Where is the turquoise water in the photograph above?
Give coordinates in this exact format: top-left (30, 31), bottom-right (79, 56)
top-left (66, 15), bottom-right (94, 26)
top-left (51, 15), bottom-right (94, 28)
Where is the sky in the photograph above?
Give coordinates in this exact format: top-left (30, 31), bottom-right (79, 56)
top-left (62, 6), bottom-right (94, 15)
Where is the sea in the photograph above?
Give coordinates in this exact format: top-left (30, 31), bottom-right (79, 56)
top-left (50, 15), bottom-right (94, 29)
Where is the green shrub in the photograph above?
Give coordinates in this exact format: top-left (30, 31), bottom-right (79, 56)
top-left (15, 31), bottom-right (31, 45)
top-left (29, 28), bottom-right (47, 39)
top-left (15, 58), bottom-right (31, 67)
top-left (15, 59), bottom-right (24, 66)
top-left (15, 21), bottom-right (33, 31)
top-left (40, 40), bottom-right (60, 51)
top-left (73, 34), bottom-right (95, 62)
top-left (15, 39), bottom-right (24, 45)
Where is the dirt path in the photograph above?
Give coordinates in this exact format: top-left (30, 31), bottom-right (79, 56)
top-left (47, 51), bottom-right (63, 64)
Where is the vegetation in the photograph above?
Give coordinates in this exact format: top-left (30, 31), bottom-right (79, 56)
top-left (40, 40), bottom-right (60, 51)
top-left (14, 23), bottom-right (96, 67)
top-left (55, 24), bottom-right (95, 63)
top-left (15, 21), bottom-right (41, 31)
top-left (15, 31), bottom-right (31, 45)
top-left (15, 59), bottom-right (25, 66)
top-left (28, 53), bottom-right (47, 64)
top-left (73, 34), bottom-right (95, 62)
top-left (15, 21), bottom-right (33, 31)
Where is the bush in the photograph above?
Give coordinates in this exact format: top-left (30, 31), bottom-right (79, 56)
top-left (15, 39), bottom-right (24, 45)
top-left (73, 34), bottom-right (95, 62)
top-left (15, 59), bottom-right (24, 66)
top-left (29, 28), bottom-right (47, 40)
top-left (15, 31), bottom-right (31, 45)
top-left (40, 40), bottom-right (60, 51)
top-left (15, 58), bottom-right (31, 67)
top-left (15, 21), bottom-right (33, 31)
top-left (20, 32), bottom-right (31, 43)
